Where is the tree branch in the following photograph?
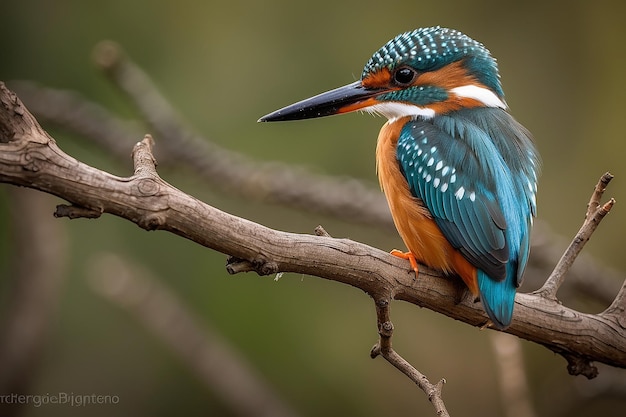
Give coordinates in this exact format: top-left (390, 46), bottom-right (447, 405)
top-left (1, 82), bottom-right (625, 382)
top-left (535, 173), bottom-right (615, 301)
top-left (11, 80), bottom-right (625, 311)
top-left (370, 298), bottom-right (449, 416)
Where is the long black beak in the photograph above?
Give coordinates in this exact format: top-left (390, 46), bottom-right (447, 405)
top-left (258, 81), bottom-right (382, 122)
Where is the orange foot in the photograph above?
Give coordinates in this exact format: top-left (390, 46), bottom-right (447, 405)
top-left (390, 249), bottom-right (419, 278)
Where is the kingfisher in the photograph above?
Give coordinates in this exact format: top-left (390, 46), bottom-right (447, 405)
top-left (259, 26), bottom-right (539, 329)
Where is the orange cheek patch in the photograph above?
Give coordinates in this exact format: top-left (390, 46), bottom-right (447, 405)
top-left (413, 61), bottom-right (476, 90)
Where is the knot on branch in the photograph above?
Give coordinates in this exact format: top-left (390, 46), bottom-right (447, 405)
top-left (55, 204), bottom-right (102, 219)
top-left (564, 353), bottom-right (598, 379)
top-left (137, 213), bottom-right (166, 231)
top-left (21, 151), bottom-right (41, 172)
top-left (135, 177), bottom-right (161, 197)
top-left (379, 321), bottom-right (394, 338)
top-left (226, 256), bottom-right (279, 276)
top-left (428, 378), bottom-right (446, 403)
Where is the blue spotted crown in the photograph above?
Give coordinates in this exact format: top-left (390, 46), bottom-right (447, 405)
top-left (362, 26), bottom-right (504, 98)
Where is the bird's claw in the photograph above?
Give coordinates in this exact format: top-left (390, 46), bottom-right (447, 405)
top-left (390, 249), bottom-right (419, 278)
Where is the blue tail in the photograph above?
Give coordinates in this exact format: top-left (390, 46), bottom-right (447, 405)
top-left (477, 263), bottom-right (517, 329)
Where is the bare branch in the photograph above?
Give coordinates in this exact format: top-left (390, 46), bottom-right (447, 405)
top-left (11, 82), bottom-right (625, 311)
top-left (535, 173), bottom-right (615, 301)
top-left (370, 298), bottom-right (450, 416)
top-left (314, 225), bottom-right (332, 237)
top-left (1, 83), bottom-right (625, 380)
top-left (132, 134), bottom-right (158, 176)
top-left (88, 252), bottom-right (301, 417)
top-left (586, 172), bottom-right (614, 219)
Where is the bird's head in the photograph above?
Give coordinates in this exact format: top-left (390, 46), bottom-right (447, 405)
top-left (259, 26), bottom-right (507, 122)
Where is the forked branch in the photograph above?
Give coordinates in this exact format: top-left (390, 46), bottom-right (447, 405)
top-left (370, 298), bottom-right (449, 416)
top-left (535, 173), bottom-right (615, 300)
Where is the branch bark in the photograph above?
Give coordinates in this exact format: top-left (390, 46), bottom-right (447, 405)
top-left (1, 82), bottom-right (625, 380)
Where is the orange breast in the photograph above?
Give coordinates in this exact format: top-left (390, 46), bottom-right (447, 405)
top-left (376, 117), bottom-right (478, 294)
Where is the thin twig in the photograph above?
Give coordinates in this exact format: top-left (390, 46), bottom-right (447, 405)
top-left (314, 225), bottom-right (332, 237)
top-left (370, 299), bottom-right (450, 416)
top-left (525, 221), bottom-right (622, 306)
top-left (535, 173), bottom-right (615, 300)
top-left (88, 252), bottom-right (301, 417)
top-left (586, 172), bottom-right (614, 219)
top-left (132, 134), bottom-right (158, 176)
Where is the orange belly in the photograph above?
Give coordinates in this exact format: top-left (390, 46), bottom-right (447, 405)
top-left (376, 117), bottom-right (478, 295)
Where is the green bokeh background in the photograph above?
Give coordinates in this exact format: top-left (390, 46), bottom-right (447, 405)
top-left (1, 1), bottom-right (625, 416)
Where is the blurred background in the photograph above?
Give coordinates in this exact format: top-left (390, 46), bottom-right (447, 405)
top-left (1, 0), bottom-right (625, 416)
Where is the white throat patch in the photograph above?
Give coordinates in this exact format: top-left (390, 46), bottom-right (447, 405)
top-left (363, 102), bottom-right (435, 122)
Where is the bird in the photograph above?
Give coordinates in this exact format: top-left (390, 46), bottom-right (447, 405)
top-left (258, 26), bottom-right (539, 329)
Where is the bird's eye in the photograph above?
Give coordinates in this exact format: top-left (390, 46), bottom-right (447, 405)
top-left (393, 67), bottom-right (417, 86)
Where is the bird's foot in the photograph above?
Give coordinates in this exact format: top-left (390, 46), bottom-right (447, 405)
top-left (390, 249), bottom-right (419, 278)
top-left (479, 320), bottom-right (494, 330)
